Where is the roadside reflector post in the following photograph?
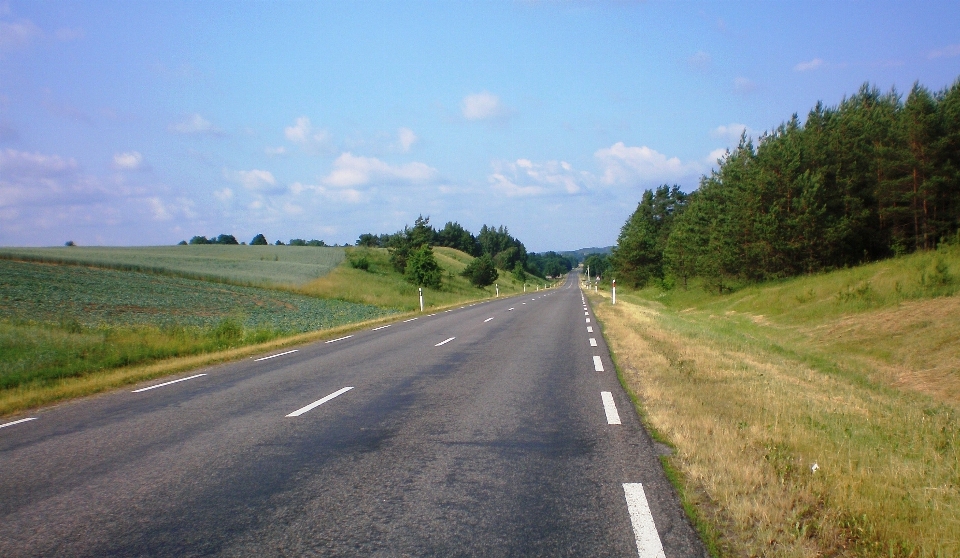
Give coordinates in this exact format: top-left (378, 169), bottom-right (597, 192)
top-left (419, 287), bottom-right (424, 312)
top-left (496, 284), bottom-right (499, 297)
top-left (612, 279), bottom-right (616, 305)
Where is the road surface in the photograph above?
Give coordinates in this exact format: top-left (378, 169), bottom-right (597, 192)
top-left (1, 272), bottom-right (706, 557)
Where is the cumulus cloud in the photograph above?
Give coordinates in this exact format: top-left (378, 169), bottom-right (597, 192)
top-left (112, 151), bottom-right (144, 170)
top-left (224, 168), bottom-right (277, 191)
top-left (594, 142), bottom-right (702, 186)
top-left (291, 181), bottom-right (366, 204)
top-left (794, 58), bottom-right (824, 72)
top-left (322, 152), bottom-right (436, 188)
top-left (711, 123), bottom-right (756, 144)
top-left (396, 127), bottom-right (417, 152)
top-left (213, 187), bottom-right (233, 201)
top-left (264, 146), bottom-right (286, 156)
top-left (488, 158), bottom-right (588, 197)
top-left (284, 116), bottom-right (333, 152)
top-left (462, 91), bottom-right (510, 121)
top-left (928, 44), bottom-right (960, 59)
top-left (169, 113), bottom-right (223, 136)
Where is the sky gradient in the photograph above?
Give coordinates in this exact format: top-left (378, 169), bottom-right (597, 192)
top-left (2, 1), bottom-right (959, 251)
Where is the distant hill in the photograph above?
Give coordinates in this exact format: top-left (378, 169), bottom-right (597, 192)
top-left (557, 246), bottom-right (613, 262)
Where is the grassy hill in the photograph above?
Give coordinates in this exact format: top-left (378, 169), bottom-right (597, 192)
top-left (588, 243), bottom-right (959, 557)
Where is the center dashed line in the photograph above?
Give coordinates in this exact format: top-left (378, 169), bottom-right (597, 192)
top-left (587, 326), bottom-right (593, 332)
top-left (589, 338), bottom-right (598, 347)
top-left (593, 356), bottom-right (604, 372)
top-left (435, 337), bottom-right (456, 346)
top-left (484, 317), bottom-right (494, 323)
top-left (623, 483), bottom-right (666, 558)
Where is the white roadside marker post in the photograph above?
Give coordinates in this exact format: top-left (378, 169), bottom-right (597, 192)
top-left (612, 278), bottom-right (616, 305)
top-left (496, 284), bottom-right (499, 297)
top-left (419, 287), bottom-right (424, 312)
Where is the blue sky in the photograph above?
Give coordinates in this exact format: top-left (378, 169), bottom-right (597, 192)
top-left (1, 1), bottom-right (958, 251)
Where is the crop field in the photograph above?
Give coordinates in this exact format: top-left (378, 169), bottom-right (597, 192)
top-left (0, 258), bottom-right (392, 332)
top-left (0, 258), bottom-right (396, 394)
top-left (0, 245), bottom-right (345, 287)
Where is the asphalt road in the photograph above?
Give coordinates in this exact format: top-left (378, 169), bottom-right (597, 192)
top-left (0, 272), bottom-right (706, 557)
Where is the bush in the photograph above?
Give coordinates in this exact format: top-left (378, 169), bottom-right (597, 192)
top-left (405, 245), bottom-right (443, 289)
top-left (462, 254), bottom-right (499, 287)
top-left (350, 255), bottom-right (371, 271)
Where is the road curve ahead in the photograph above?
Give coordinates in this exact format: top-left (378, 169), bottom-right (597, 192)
top-left (0, 272), bottom-right (706, 557)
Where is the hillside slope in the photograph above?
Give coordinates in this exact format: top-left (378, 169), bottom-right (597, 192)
top-left (588, 244), bottom-right (959, 557)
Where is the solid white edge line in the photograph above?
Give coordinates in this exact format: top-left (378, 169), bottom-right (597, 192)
top-left (484, 317), bottom-right (494, 322)
top-left (255, 349), bottom-right (299, 362)
top-left (593, 356), bottom-right (604, 372)
top-left (0, 417), bottom-right (37, 429)
top-left (601, 391), bottom-right (622, 425)
top-left (623, 483), bottom-right (666, 558)
top-left (372, 324), bottom-right (392, 331)
top-left (286, 386), bottom-right (354, 417)
top-left (435, 337), bottom-right (456, 346)
top-left (325, 335), bottom-right (354, 344)
top-left (132, 373), bottom-right (206, 393)
top-left (589, 338), bottom-right (598, 346)
top-left (403, 318), bottom-right (418, 322)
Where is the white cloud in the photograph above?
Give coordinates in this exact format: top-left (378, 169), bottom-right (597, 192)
top-left (794, 58), bottom-right (824, 72)
top-left (213, 187), bottom-right (233, 201)
top-left (396, 127), bottom-right (417, 152)
top-left (929, 44), bottom-right (960, 59)
top-left (290, 181), bottom-right (366, 204)
top-left (284, 116), bottom-right (332, 152)
top-left (169, 113), bottom-right (223, 136)
top-left (488, 158), bottom-right (587, 197)
top-left (322, 152), bottom-right (436, 188)
top-left (264, 146), bottom-right (286, 156)
top-left (594, 142), bottom-right (702, 186)
top-left (711, 123), bottom-right (755, 144)
top-left (0, 18), bottom-right (42, 51)
top-left (688, 50), bottom-right (711, 70)
top-left (734, 77), bottom-right (757, 94)
top-left (462, 91), bottom-right (510, 121)
top-left (112, 151), bottom-right (144, 170)
top-left (224, 168), bottom-right (276, 190)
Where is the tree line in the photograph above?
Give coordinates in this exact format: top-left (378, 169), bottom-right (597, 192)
top-left (179, 234), bottom-right (330, 246)
top-left (357, 216), bottom-right (566, 289)
top-left (612, 79), bottom-right (960, 292)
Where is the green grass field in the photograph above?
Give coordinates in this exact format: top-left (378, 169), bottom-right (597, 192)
top-left (0, 245), bottom-right (345, 287)
top-left (591, 243), bottom-right (960, 557)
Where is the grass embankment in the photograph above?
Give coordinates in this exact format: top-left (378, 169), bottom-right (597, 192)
top-left (1, 245), bottom-right (551, 416)
top-left (302, 246), bottom-right (541, 310)
top-left (589, 245), bottom-right (960, 557)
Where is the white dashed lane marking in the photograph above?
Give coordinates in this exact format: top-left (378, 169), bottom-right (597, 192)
top-left (255, 350), bottom-right (298, 362)
top-left (601, 391), bottom-right (621, 425)
top-left (0, 417), bottom-right (37, 429)
top-left (587, 326), bottom-right (593, 332)
top-left (132, 374), bottom-right (206, 393)
top-left (484, 317), bottom-right (494, 323)
top-left (589, 338), bottom-right (598, 347)
top-left (623, 483), bottom-right (666, 558)
top-left (435, 337), bottom-right (456, 347)
top-left (371, 324), bottom-right (391, 331)
top-left (593, 356), bottom-right (604, 372)
top-left (403, 318), bottom-right (418, 322)
top-left (286, 387), bottom-right (354, 417)
top-left (325, 335), bottom-right (354, 344)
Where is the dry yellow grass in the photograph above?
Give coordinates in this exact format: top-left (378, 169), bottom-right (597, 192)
top-left (590, 288), bottom-right (960, 557)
